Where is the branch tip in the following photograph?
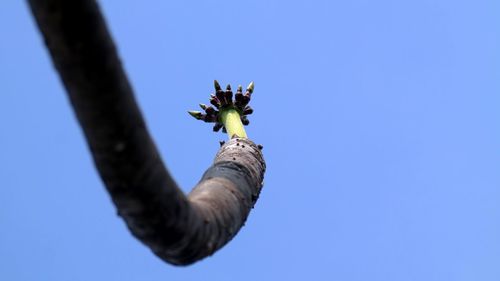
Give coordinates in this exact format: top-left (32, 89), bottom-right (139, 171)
top-left (190, 81), bottom-right (255, 139)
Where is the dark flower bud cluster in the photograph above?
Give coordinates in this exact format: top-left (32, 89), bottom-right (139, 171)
top-left (188, 80), bottom-right (255, 133)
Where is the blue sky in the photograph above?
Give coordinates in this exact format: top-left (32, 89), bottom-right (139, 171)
top-left (1, 0), bottom-right (499, 280)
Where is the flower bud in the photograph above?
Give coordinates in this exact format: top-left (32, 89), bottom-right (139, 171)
top-left (243, 106), bottom-right (253, 115)
top-left (188, 110), bottom-right (203, 120)
top-left (214, 80), bottom-right (222, 91)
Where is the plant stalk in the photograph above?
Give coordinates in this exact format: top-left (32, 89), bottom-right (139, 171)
top-left (220, 108), bottom-right (247, 138)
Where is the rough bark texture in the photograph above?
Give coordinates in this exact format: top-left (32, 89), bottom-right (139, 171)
top-left (28, 0), bottom-right (265, 266)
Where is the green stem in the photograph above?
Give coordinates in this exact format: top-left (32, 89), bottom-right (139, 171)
top-left (220, 108), bottom-right (247, 139)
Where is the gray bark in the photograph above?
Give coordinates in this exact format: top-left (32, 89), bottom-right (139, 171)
top-left (27, 0), bottom-right (265, 265)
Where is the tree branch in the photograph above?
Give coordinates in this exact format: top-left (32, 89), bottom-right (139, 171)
top-left (27, 0), bottom-right (265, 265)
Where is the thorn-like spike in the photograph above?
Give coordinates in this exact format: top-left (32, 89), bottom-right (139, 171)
top-left (214, 80), bottom-right (222, 91)
top-left (246, 81), bottom-right (254, 94)
top-left (199, 103), bottom-right (208, 110)
top-left (237, 85), bottom-right (243, 93)
top-left (188, 110), bottom-right (203, 120)
top-left (222, 126), bottom-right (227, 133)
top-left (226, 84), bottom-right (232, 91)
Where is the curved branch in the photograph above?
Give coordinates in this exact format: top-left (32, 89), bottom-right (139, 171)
top-left (27, 0), bottom-right (265, 265)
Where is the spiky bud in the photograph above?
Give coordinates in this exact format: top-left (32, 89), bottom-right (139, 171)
top-left (243, 106), bottom-right (253, 115)
top-left (188, 110), bottom-right (203, 120)
top-left (225, 85), bottom-right (233, 106)
top-left (235, 86), bottom-right (244, 108)
top-left (189, 80), bottom-right (256, 138)
top-left (246, 81), bottom-right (254, 94)
top-left (214, 80), bottom-right (222, 91)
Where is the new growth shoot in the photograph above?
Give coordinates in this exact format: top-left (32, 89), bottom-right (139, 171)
top-left (188, 80), bottom-right (255, 139)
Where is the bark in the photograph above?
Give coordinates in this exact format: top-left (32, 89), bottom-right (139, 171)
top-left (27, 0), bottom-right (265, 266)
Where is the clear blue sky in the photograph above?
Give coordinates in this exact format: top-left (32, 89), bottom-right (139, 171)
top-left (1, 1), bottom-right (499, 280)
